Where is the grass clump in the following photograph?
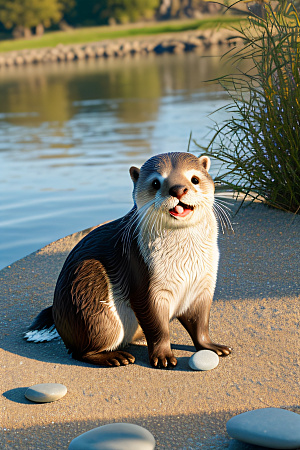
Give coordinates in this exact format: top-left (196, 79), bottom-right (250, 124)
top-left (198, 1), bottom-right (300, 214)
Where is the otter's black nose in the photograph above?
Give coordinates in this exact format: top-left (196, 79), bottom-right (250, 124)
top-left (169, 185), bottom-right (188, 199)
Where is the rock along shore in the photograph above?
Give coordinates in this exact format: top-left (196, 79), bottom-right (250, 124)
top-left (0, 28), bottom-right (243, 68)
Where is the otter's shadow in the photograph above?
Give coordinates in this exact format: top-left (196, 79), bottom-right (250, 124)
top-left (171, 343), bottom-right (195, 352)
top-left (2, 331), bottom-right (196, 371)
top-left (1, 299), bottom-right (198, 369)
top-left (3, 337), bottom-right (195, 371)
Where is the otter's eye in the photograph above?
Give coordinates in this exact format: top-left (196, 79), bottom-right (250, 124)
top-left (152, 179), bottom-right (161, 190)
top-left (191, 176), bottom-right (199, 185)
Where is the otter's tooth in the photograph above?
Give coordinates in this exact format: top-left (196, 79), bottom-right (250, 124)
top-left (174, 205), bottom-right (184, 214)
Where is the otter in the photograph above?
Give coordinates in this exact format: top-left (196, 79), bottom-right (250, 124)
top-left (25, 152), bottom-right (231, 368)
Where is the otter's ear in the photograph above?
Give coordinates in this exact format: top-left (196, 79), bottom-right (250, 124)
top-left (199, 155), bottom-right (211, 172)
top-left (130, 166), bottom-right (140, 183)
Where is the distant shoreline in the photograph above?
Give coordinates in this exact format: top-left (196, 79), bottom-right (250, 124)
top-left (0, 27), bottom-right (244, 69)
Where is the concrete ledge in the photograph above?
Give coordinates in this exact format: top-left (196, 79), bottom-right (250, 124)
top-left (1, 201), bottom-right (299, 449)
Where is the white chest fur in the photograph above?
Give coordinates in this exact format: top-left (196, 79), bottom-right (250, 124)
top-left (138, 215), bottom-right (219, 320)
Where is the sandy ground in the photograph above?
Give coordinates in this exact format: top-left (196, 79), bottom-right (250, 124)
top-left (1, 200), bottom-right (300, 450)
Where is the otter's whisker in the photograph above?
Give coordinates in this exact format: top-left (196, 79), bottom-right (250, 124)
top-left (214, 198), bottom-right (233, 211)
top-left (213, 206), bottom-right (226, 234)
top-left (213, 202), bottom-right (234, 234)
top-left (215, 203), bottom-right (233, 231)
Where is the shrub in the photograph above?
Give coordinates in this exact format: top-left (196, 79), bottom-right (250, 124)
top-left (197, 0), bottom-right (300, 214)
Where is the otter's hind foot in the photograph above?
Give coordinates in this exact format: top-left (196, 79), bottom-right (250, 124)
top-left (73, 350), bottom-right (135, 367)
top-left (198, 341), bottom-right (232, 356)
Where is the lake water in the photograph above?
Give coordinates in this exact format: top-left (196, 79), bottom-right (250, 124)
top-left (0, 48), bottom-right (235, 269)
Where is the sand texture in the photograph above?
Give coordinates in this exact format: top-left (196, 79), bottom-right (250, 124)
top-left (0, 201), bottom-right (299, 449)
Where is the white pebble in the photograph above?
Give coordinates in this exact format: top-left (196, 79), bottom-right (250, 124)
top-left (189, 350), bottom-right (219, 371)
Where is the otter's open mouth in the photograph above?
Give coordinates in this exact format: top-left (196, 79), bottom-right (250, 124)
top-left (169, 201), bottom-right (194, 218)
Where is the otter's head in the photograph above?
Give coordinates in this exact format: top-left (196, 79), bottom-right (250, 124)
top-left (129, 152), bottom-right (214, 230)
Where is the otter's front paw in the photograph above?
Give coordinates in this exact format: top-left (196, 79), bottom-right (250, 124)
top-left (150, 352), bottom-right (177, 369)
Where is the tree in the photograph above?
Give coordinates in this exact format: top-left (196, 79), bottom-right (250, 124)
top-left (103, 0), bottom-right (160, 24)
top-left (64, 0), bottom-right (160, 26)
top-left (0, 0), bottom-right (62, 37)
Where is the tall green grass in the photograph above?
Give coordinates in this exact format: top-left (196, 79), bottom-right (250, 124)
top-left (198, 1), bottom-right (300, 214)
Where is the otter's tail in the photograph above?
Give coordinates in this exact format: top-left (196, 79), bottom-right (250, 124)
top-left (24, 306), bottom-right (60, 342)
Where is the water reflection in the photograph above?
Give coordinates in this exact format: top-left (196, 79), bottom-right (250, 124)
top-left (0, 49), bottom-right (228, 125)
top-left (0, 48), bottom-right (240, 268)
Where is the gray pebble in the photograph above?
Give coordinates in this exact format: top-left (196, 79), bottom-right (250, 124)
top-left (68, 423), bottom-right (155, 450)
top-left (226, 408), bottom-right (300, 449)
top-left (25, 383), bottom-right (67, 403)
top-left (189, 350), bottom-right (219, 371)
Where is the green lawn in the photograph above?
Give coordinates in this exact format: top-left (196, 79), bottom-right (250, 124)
top-left (0, 16), bottom-right (245, 53)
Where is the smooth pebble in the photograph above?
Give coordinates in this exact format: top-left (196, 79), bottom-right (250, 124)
top-left (189, 350), bottom-right (219, 371)
top-left (25, 383), bottom-right (67, 403)
top-left (68, 423), bottom-right (155, 450)
top-left (226, 407), bottom-right (300, 449)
